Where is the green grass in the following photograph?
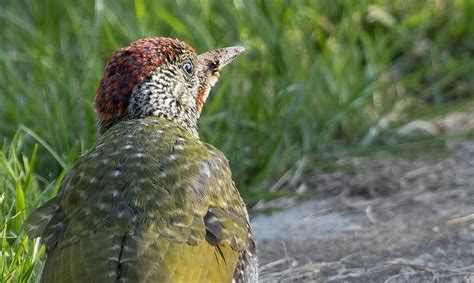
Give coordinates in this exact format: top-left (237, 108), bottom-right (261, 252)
top-left (0, 0), bottom-right (473, 281)
top-left (0, 135), bottom-right (44, 282)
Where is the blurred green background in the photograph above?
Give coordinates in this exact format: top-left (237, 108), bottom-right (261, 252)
top-left (0, 0), bottom-right (473, 281)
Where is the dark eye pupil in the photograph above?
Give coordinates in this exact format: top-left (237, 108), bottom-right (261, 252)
top-left (183, 62), bottom-right (193, 75)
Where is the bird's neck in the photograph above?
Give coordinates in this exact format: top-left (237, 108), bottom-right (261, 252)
top-left (97, 97), bottom-right (199, 137)
top-left (124, 77), bottom-right (200, 137)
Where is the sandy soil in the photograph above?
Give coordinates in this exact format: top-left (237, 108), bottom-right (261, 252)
top-left (252, 139), bottom-right (474, 282)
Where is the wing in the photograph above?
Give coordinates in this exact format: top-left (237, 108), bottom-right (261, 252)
top-left (200, 146), bottom-right (258, 283)
top-left (26, 118), bottom-right (256, 283)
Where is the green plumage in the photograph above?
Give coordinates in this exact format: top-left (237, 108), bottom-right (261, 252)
top-left (26, 117), bottom-right (252, 282)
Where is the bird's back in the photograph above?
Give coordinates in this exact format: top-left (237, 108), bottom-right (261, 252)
top-left (27, 117), bottom-right (254, 282)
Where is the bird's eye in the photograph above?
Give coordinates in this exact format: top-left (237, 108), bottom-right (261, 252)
top-left (182, 61), bottom-right (193, 75)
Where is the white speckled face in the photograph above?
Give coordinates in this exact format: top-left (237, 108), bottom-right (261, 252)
top-left (126, 46), bottom-right (245, 137)
top-left (127, 56), bottom-right (201, 136)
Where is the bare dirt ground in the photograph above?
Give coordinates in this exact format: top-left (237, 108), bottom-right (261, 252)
top-left (252, 139), bottom-right (474, 282)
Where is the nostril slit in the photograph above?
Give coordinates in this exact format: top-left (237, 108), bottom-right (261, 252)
top-left (208, 60), bottom-right (219, 70)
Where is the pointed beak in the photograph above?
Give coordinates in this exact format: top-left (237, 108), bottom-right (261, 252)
top-left (198, 46), bottom-right (245, 72)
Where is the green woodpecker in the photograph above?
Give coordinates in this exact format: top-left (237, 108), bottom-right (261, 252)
top-left (26, 37), bottom-right (257, 283)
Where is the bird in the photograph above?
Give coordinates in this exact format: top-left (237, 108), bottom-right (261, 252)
top-left (26, 37), bottom-right (257, 283)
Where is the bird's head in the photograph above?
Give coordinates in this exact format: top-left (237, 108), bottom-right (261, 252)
top-left (94, 37), bottom-right (244, 136)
